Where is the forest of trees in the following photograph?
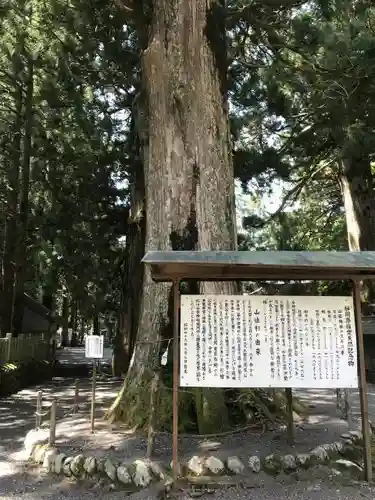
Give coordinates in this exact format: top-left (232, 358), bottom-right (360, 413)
top-left (1, 0), bottom-right (375, 432)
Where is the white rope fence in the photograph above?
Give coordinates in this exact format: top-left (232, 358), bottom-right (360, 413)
top-left (34, 379), bottom-right (81, 446)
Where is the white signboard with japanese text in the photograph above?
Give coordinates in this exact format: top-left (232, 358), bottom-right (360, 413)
top-left (85, 335), bottom-right (104, 359)
top-left (180, 295), bottom-right (357, 389)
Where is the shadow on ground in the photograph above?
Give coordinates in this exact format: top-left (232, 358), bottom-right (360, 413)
top-left (2, 354), bottom-right (375, 499)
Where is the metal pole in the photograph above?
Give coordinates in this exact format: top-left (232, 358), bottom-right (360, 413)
top-left (49, 399), bottom-right (57, 446)
top-left (90, 361), bottom-right (97, 433)
top-left (36, 390), bottom-right (43, 429)
top-left (352, 280), bottom-right (372, 481)
top-left (172, 280), bottom-right (180, 480)
top-left (285, 388), bottom-right (294, 444)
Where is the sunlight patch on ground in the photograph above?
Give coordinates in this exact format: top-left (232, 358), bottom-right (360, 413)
top-left (0, 460), bottom-right (22, 478)
top-left (8, 449), bottom-right (29, 462)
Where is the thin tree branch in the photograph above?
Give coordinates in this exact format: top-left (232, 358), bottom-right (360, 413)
top-left (227, 0), bottom-right (308, 26)
top-left (112, 0), bottom-right (133, 14)
top-left (261, 161), bottom-right (333, 226)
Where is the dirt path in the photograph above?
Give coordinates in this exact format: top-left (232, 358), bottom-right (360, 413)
top-left (0, 375), bottom-right (122, 498)
top-left (51, 385), bottom-right (375, 468)
top-left (1, 373), bottom-right (375, 500)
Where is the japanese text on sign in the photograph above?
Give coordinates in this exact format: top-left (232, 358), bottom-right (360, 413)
top-left (85, 335), bottom-right (104, 359)
top-left (180, 295), bottom-right (358, 389)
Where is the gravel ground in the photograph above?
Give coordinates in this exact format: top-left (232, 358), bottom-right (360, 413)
top-left (1, 468), bottom-right (375, 500)
top-left (54, 383), bottom-right (375, 468)
top-left (1, 356), bottom-right (375, 499)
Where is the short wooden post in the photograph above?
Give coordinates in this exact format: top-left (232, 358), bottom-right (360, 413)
top-left (146, 371), bottom-right (160, 459)
top-left (90, 361), bottom-right (97, 433)
top-left (352, 280), bottom-right (372, 481)
top-left (49, 399), bottom-right (57, 446)
top-left (36, 390), bottom-right (43, 428)
top-left (172, 280), bottom-right (181, 480)
top-left (74, 378), bottom-right (79, 412)
top-left (5, 333), bottom-right (12, 363)
top-left (285, 388), bottom-right (294, 445)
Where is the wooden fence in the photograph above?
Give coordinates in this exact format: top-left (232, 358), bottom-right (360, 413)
top-left (0, 333), bottom-right (50, 365)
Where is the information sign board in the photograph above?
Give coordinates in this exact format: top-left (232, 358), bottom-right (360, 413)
top-left (85, 335), bottom-right (104, 359)
top-left (180, 295), bottom-right (357, 389)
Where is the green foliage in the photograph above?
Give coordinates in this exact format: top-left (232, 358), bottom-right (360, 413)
top-left (0, 0), bottom-right (135, 332)
top-left (240, 175), bottom-right (350, 295)
top-left (0, 360), bottom-right (52, 396)
top-left (242, 175), bottom-right (345, 251)
top-left (231, 0), bottom-right (375, 275)
top-left (0, 0), bottom-right (374, 337)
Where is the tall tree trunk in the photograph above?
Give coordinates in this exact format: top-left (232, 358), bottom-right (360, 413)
top-left (113, 295), bottom-right (128, 376)
top-left (79, 316), bottom-right (85, 344)
top-left (107, 0), bottom-right (236, 433)
top-left (193, 3), bottom-right (237, 433)
top-left (14, 57), bottom-right (34, 334)
top-left (116, 117), bottom-right (146, 375)
top-left (70, 300), bottom-right (78, 346)
top-left (42, 261), bottom-right (58, 314)
top-left (61, 295), bottom-right (70, 346)
top-left (93, 310), bottom-right (100, 335)
top-left (1, 81), bottom-right (23, 336)
top-left (339, 154), bottom-right (375, 303)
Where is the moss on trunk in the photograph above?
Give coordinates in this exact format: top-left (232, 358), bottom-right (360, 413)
top-left (107, 0), bottom-right (238, 432)
top-left (195, 388), bottom-right (230, 434)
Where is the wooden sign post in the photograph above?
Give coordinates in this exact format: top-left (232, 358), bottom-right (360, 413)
top-left (142, 250), bottom-right (375, 482)
top-left (85, 335), bottom-right (104, 433)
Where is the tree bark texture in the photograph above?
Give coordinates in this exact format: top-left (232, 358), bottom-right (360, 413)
top-left (1, 85), bottom-right (23, 335)
top-left (340, 154), bottom-right (375, 302)
top-left (93, 310), bottom-right (100, 335)
top-left (113, 297), bottom-right (129, 377)
top-left (70, 300), bottom-right (78, 346)
top-left (61, 295), bottom-right (70, 346)
top-left (13, 58), bottom-right (34, 334)
top-left (107, 0), bottom-right (237, 433)
top-left (79, 316), bottom-right (85, 343)
top-left (113, 117), bottom-right (146, 376)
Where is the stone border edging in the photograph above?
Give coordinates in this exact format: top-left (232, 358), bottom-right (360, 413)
top-left (24, 427), bottom-right (369, 490)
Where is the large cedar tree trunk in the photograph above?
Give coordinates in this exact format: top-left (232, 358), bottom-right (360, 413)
top-left (61, 295), bottom-right (70, 346)
top-left (1, 85), bottom-right (23, 335)
top-left (93, 310), bottom-right (100, 335)
top-left (112, 118), bottom-right (146, 376)
top-left (70, 300), bottom-right (78, 346)
top-left (13, 58), bottom-right (34, 334)
top-left (79, 316), bottom-right (85, 343)
top-left (107, 0), bottom-right (237, 433)
top-left (113, 295), bottom-right (128, 376)
top-left (340, 154), bottom-right (375, 303)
